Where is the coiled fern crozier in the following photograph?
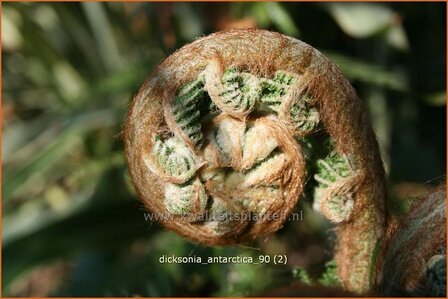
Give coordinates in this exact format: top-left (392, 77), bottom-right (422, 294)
top-left (313, 150), bottom-right (364, 224)
top-left (260, 71), bottom-right (294, 112)
top-left (375, 186), bottom-right (446, 297)
top-left (168, 75), bottom-right (207, 149)
top-left (125, 29), bottom-right (388, 294)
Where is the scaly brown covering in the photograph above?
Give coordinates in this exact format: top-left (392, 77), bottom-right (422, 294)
top-left (124, 29), bottom-right (387, 293)
top-left (375, 186), bottom-right (446, 296)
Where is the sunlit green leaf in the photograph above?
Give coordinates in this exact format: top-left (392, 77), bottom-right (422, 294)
top-left (425, 91), bottom-right (446, 106)
top-left (249, 3), bottom-right (270, 27)
top-left (386, 24), bottom-right (409, 51)
top-left (264, 2), bottom-right (300, 37)
top-left (325, 3), bottom-right (394, 38)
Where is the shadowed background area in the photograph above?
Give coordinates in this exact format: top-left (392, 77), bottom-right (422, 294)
top-left (2, 2), bottom-right (446, 296)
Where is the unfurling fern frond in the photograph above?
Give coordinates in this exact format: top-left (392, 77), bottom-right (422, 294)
top-left (205, 196), bottom-right (248, 236)
top-left (171, 76), bottom-right (206, 148)
top-left (164, 178), bottom-right (208, 219)
top-left (152, 136), bottom-right (198, 183)
top-left (260, 71), bottom-right (295, 112)
top-left (314, 151), bottom-right (353, 187)
top-left (314, 151), bottom-right (362, 223)
top-left (126, 29), bottom-right (387, 294)
top-left (426, 255), bottom-right (446, 297)
top-left (216, 67), bottom-right (261, 116)
top-left (290, 96), bottom-right (320, 135)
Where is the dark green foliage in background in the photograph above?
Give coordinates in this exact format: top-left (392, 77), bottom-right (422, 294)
top-left (2, 2), bottom-right (446, 296)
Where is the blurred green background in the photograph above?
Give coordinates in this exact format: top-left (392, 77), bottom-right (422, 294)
top-left (2, 2), bottom-right (446, 297)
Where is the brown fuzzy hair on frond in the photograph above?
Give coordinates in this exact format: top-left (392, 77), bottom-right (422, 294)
top-left (124, 29), bottom-right (387, 294)
top-left (374, 185), bottom-right (446, 296)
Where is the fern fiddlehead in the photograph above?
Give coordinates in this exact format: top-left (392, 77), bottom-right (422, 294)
top-left (289, 96), bottom-right (320, 135)
top-left (260, 71), bottom-right (320, 136)
top-left (375, 186), bottom-right (446, 297)
top-left (150, 136), bottom-right (198, 184)
top-left (314, 151), bottom-right (363, 223)
top-left (170, 76), bottom-right (206, 148)
top-left (164, 178), bottom-right (208, 219)
top-left (426, 254), bottom-right (446, 297)
top-left (164, 75), bottom-right (210, 149)
top-left (260, 71), bottom-right (295, 112)
top-left (125, 29), bottom-right (387, 294)
top-left (205, 61), bottom-right (261, 120)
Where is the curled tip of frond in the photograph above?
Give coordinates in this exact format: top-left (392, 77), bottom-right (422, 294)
top-left (375, 185), bottom-right (446, 296)
top-left (125, 29), bottom-right (387, 293)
